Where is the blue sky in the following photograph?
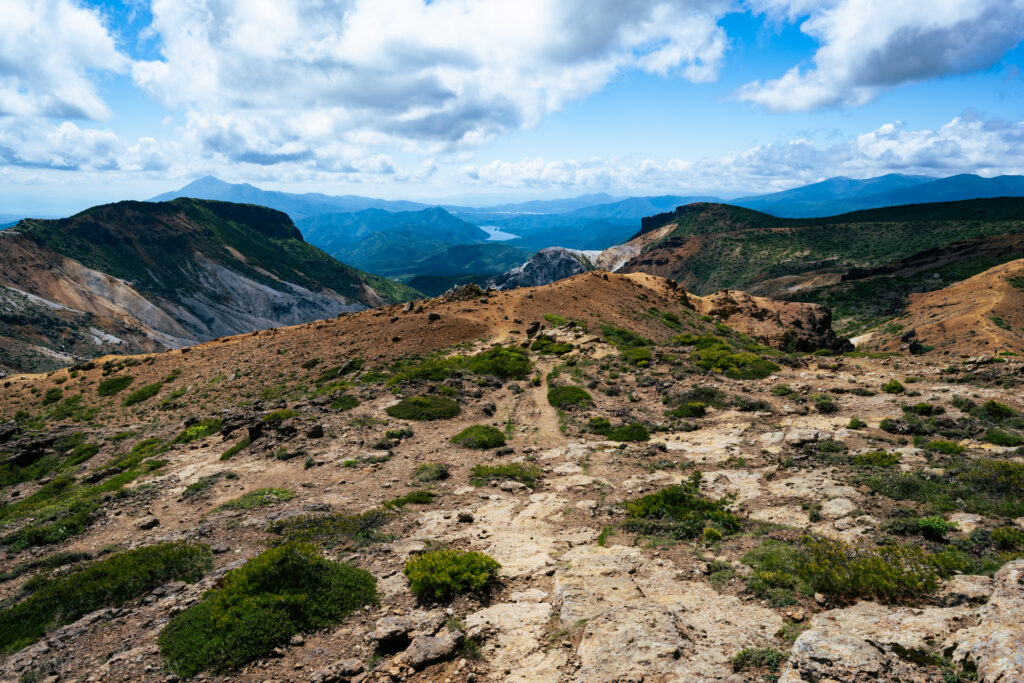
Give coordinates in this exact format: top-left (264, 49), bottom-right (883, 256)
top-left (2, 0), bottom-right (1024, 215)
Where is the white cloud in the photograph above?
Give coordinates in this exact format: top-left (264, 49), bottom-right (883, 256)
top-left (461, 116), bottom-right (1024, 194)
top-left (0, 0), bottom-right (127, 119)
top-left (739, 0), bottom-right (1024, 111)
top-left (132, 0), bottom-right (731, 162)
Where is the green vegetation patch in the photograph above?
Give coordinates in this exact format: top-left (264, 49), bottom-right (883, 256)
top-left (986, 428), bottom-right (1023, 447)
top-left (386, 395), bottom-right (460, 421)
top-left (0, 542), bottom-right (211, 654)
top-left (219, 436), bottom-right (251, 461)
top-left (268, 508), bottom-right (395, 548)
top-left (852, 450), bottom-right (899, 468)
top-left (547, 385), bottom-right (592, 408)
top-left (687, 336), bottom-right (779, 379)
top-left (404, 549), bottom-right (500, 602)
top-left (159, 543), bottom-right (376, 677)
top-left (451, 425), bottom-right (506, 449)
top-left (173, 419), bottom-right (223, 444)
top-left (882, 379), bottom-right (905, 394)
top-left (531, 335), bottom-right (573, 355)
top-left (731, 647), bottom-right (789, 675)
top-left (262, 409), bottom-right (299, 423)
top-left (413, 462), bottom-right (449, 482)
top-left (97, 375), bottom-right (134, 397)
top-left (588, 417), bottom-right (650, 442)
top-left (622, 475), bottom-right (740, 541)
top-left (122, 381), bottom-right (162, 407)
top-left (470, 463), bottom-right (541, 488)
top-left (600, 324), bottom-right (652, 349)
top-left (864, 458), bottom-right (1024, 518)
top-left (216, 488), bottom-right (294, 511)
top-left (390, 345), bottom-right (532, 383)
top-left (330, 394), bottom-right (359, 411)
top-left (665, 402), bottom-right (706, 418)
top-left (42, 387), bottom-right (63, 405)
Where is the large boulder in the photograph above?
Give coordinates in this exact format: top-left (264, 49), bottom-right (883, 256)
top-left (691, 289), bottom-right (851, 352)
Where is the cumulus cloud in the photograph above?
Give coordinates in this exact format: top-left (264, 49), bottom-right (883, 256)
top-left (739, 0), bottom-right (1024, 111)
top-left (0, 0), bottom-right (127, 119)
top-left (131, 0), bottom-right (731, 162)
top-left (461, 116), bottom-right (1024, 193)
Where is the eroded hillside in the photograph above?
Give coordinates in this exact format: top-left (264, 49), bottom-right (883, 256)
top-left (1, 272), bottom-right (1023, 683)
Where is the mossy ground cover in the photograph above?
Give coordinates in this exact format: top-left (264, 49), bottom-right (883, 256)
top-left (96, 375), bottom-right (134, 397)
top-left (159, 543), bottom-right (376, 677)
top-left (172, 418), bottom-right (222, 444)
top-left (216, 488), bottom-right (294, 511)
top-left (389, 346), bottom-right (531, 383)
top-left (0, 542), bottom-right (211, 654)
top-left (404, 549), bottom-right (500, 602)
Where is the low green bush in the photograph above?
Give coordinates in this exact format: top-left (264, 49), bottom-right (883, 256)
top-left (65, 442), bottom-right (100, 466)
top-left (731, 647), bottom-right (789, 674)
top-left (689, 336), bottom-right (779, 379)
top-left (404, 549), bottom-right (500, 602)
top-left (219, 436), bottom-right (250, 461)
top-left (881, 379), bottom-right (905, 394)
top-left (122, 382), bottom-right (162, 407)
top-left (992, 526), bottom-right (1024, 550)
top-left (812, 393), bottom-right (837, 414)
top-left (382, 491), bottom-right (436, 508)
top-left (97, 375), bottom-right (134, 396)
top-left (986, 428), bottom-right (1023, 447)
top-left (743, 540), bottom-right (808, 606)
top-left (413, 462), bottom-right (449, 482)
top-left (42, 387), bottom-right (63, 405)
top-left (916, 515), bottom-right (957, 541)
top-left (172, 419), bottom-right (223, 444)
top-left (547, 385), bottom-right (592, 408)
top-left (0, 542), bottom-right (211, 654)
top-left (622, 475), bottom-right (740, 541)
top-left (450, 425), bottom-right (506, 449)
top-left (865, 458), bottom-right (1024, 517)
top-left (851, 450), bottom-right (899, 468)
top-left (331, 395), bottom-right (359, 411)
top-left (666, 402), bottom-right (706, 418)
top-left (390, 346), bottom-right (532, 383)
top-left (588, 417), bottom-right (649, 442)
top-left (159, 543), bottom-right (377, 677)
top-left (470, 463), bottom-right (541, 488)
top-left (600, 324), bottom-right (652, 349)
top-left (386, 395), bottom-right (460, 421)
top-left (262, 409), bottom-right (299, 422)
top-left (267, 509), bottom-right (395, 548)
top-left (924, 439), bottom-right (965, 455)
top-left (981, 400), bottom-right (1017, 420)
top-left (531, 335), bottom-right (573, 355)
top-left (770, 384), bottom-right (794, 396)
top-left (216, 488), bottom-right (294, 511)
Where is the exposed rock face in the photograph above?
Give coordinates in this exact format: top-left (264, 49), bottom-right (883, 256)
top-left (487, 247), bottom-right (594, 291)
top-left (952, 559), bottom-right (1024, 682)
top-left (691, 289), bottom-right (851, 352)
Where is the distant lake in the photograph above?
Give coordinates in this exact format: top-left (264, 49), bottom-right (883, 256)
top-left (480, 225), bottom-right (519, 241)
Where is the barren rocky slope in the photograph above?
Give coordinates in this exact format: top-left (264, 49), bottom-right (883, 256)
top-left (1, 272), bottom-right (1023, 683)
top-left (0, 199), bottom-right (416, 374)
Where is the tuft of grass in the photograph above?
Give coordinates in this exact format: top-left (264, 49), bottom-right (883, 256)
top-left (382, 491), bottom-right (436, 509)
top-left (97, 375), bottom-right (134, 397)
top-left (470, 463), bottom-right (541, 488)
top-left (731, 647), bottom-right (789, 674)
top-left (924, 439), bottom-right (966, 455)
top-left (531, 335), bottom-right (573, 355)
top-left (451, 425), bottom-right (506, 449)
top-left (622, 474), bottom-right (740, 541)
top-left (543, 313), bottom-right (568, 326)
top-left (215, 488), bottom-right (294, 511)
top-left (665, 402), bottom-right (706, 418)
top-left (386, 395), bottom-right (460, 421)
top-left (267, 509), bottom-right (394, 548)
top-left (986, 428), bottom-right (1023, 447)
top-left (158, 543), bottom-right (377, 677)
top-left (122, 382), bottom-right (162, 407)
top-left (588, 417), bottom-right (650, 442)
top-left (0, 542), bottom-right (211, 654)
top-left (852, 450), bottom-right (899, 468)
top-left (547, 385), bottom-right (592, 408)
top-left (404, 549), bottom-right (500, 602)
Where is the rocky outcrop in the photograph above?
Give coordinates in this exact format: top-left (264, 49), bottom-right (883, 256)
top-left (952, 559), bottom-right (1024, 682)
top-left (487, 247), bottom-right (594, 291)
top-left (691, 289), bottom-right (851, 352)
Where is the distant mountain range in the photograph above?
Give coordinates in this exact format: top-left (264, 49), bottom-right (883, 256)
top-left (0, 198), bottom-right (416, 373)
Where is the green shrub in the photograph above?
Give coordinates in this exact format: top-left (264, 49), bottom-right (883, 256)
top-left (451, 425), bottom-right (506, 449)
top-left (543, 313), bottom-right (568, 326)
top-left (42, 387), bottom-right (63, 405)
top-left (547, 385), bottom-right (592, 408)
top-left (65, 442), bottom-right (100, 466)
top-left (172, 419), bottom-right (222, 444)
top-left (981, 400), bottom-right (1017, 420)
top-left (992, 526), bottom-right (1024, 550)
top-left (413, 462), bottom-right (450, 482)
top-left (385, 427), bottom-right (414, 440)
top-left (404, 549), bottom-right (500, 602)
top-left (262, 409), bottom-right (299, 422)
top-left (600, 324), bottom-right (652, 349)
top-left (216, 488), bottom-right (294, 511)
top-left (852, 450), bottom-right (899, 468)
top-left (331, 395), bottom-right (359, 411)
top-left (812, 393), bottom-right (837, 414)
top-left (386, 395), bottom-right (460, 421)
top-left (390, 346), bottom-right (532, 383)
top-left (917, 516), bottom-right (957, 541)
top-left (848, 417), bottom-right (865, 429)
top-left (97, 375), bottom-right (134, 397)
top-left (382, 491), bottom-right (436, 508)
top-left (470, 463), bottom-right (541, 488)
top-left (731, 647), bottom-right (789, 674)
top-left (531, 335), bottom-right (573, 355)
top-left (1, 500), bottom-right (97, 552)
top-left (743, 541), bottom-right (808, 606)
top-left (881, 379), bottom-right (905, 394)
top-left (986, 428), bottom-right (1023, 447)
top-left (122, 382), bottom-right (162, 407)
top-left (666, 402), bottom-right (706, 418)
top-left (159, 543), bottom-right (376, 677)
top-left (620, 346), bottom-right (652, 365)
top-left (903, 402), bottom-right (943, 416)
top-left (797, 536), bottom-right (945, 603)
top-left (691, 337), bottom-right (779, 379)
top-left (865, 458), bottom-right (1024, 517)
top-left (0, 542), bottom-right (211, 654)
top-left (925, 439), bottom-right (965, 455)
top-left (588, 418), bottom-right (650, 442)
top-left (770, 384), bottom-right (794, 396)
top-left (622, 476), bottom-right (740, 541)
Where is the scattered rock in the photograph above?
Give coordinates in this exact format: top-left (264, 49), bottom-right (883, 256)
top-left (136, 516), bottom-right (160, 530)
top-left (399, 631), bottom-right (463, 670)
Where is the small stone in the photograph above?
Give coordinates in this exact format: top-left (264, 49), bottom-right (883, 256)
top-left (136, 516), bottom-right (160, 530)
top-left (457, 511), bottom-right (474, 523)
